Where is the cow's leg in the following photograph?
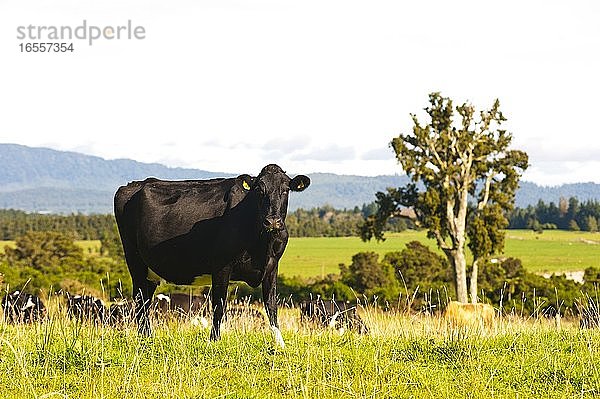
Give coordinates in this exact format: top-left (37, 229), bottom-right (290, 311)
top-left (131, 272), bottom-right (157, 336)
top-left (210, 267), bottom-right (231, 341)
top-left (262, 260), bottom-right (284, 348)
top-left (120, 234), bottom-right (155, 336)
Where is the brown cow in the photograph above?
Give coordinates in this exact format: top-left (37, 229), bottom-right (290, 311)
top-left (444, 301), bottom-right (495, 330)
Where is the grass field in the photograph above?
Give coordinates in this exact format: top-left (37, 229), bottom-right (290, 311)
top-left (279, 230), bottom-right (600, 278)
top-left (2, 230), bottom-right (600, 279)
top-left (1, 303), bottom-right (599, 398)
top-left (2, 232), bottom-right (600, 398)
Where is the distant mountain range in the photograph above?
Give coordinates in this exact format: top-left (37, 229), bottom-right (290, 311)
top-left (1, 143), bottom-right (599, 214)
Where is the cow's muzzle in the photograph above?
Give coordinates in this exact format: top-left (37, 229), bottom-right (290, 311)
top-left (263, 216), bottom-right (283, 232)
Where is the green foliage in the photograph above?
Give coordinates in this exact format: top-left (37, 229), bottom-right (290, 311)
top-left (509, 197), bottom-right (600, 232)
top-left (360, 186), bottom-right (418, 242)
top-left (4, 231), bottom-right (85, 272)
top-left (340, 252), bottom-right (400, 302)
top-left (584, 216), bottom-right (598, 233)
top-left (306, 275), bottom-right (357, 302)
top-left (99, 221), bottom-right (125, 260)
top-left (286, 205), bottom-right (361, 237)
top-left (583, 267), bottom-right (600, 286)
top-left (478, 258), bottom-right (583, 316)
top-left (382, 241), bottom-right (453, 307)
top-left (230, 274), bottom-right (357, 304)
top-left (569, 219), bottom-right (581, 231)
top-left (0, 231), bottom-right (131, 297)
top-left (467, 203), bottom-right (508, 260)
top-left (0, 209), bottom-right (116, 240)
top-left (287, 204), bottom-right (409, 238)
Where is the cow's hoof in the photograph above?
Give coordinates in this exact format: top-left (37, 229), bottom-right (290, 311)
top-left (270, 326), bottom-right (285, 349)
top-left (209, 330), bottom-right (220, 342)
top-left (138, 325), bottom-right (153, 337)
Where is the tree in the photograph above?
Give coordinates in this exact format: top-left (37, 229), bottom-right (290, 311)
top-left (339, 252), bottom-right (400, 302)
top-left (581, 215), bottom-right (598, 232)
top-left (361, 93), bottom-right (528, 303)
top-left (100, 222), bottom-right (125, 261)
top-left (4, 231), bottom-right (85, 272)
top-left (559, 197), bottom-right (569, 217)
top-left (569, 219), bottom-right (581, 231)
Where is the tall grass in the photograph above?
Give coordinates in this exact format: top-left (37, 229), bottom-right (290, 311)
top-left (2, 296), bottom-right (600, 398)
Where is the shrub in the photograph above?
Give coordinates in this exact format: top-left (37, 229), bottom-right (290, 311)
top-left (382, 241), bottom-right (453, 309)
top-left (340, 252), bottom-right (400, 302)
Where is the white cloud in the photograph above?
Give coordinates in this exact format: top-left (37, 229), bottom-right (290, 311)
top-left (361, 147), bottom-right (394, 161)
top-left (523, 161), bottom-right (600, 186)
top-left (0, 0), bottom-right (598, 184)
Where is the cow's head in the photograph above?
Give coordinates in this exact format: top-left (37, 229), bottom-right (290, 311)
top-left (244, 164), bottom-right (310, 232)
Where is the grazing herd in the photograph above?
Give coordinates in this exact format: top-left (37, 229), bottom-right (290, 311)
top-left (0, 290), bottom-right (371, 334)
top-left (1, 290), bottom-right (46, 323)
top-left (300, 299), bottom-right (369, 334)
top-left (3, 288), bottom-right (600, 335)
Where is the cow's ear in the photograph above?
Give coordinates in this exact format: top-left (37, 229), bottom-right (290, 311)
top-left (237, 174), bottom-right (254, 191)
top-left (290, 175), bottom-right (310, 192)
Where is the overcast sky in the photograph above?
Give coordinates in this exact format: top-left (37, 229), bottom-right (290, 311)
top-left (0, 0), bottom-right (598, 185)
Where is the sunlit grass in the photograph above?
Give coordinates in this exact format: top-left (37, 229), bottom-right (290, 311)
top-left (1, 298), bottom-right (600, 399)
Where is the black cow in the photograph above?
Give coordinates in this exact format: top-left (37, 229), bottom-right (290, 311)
top-left (114, 164), bottom-right (309, 347)
top-left (108, 299), bottom-right (135, 327)
top-left (1, 291), bottom-right (46, 323)
top-left (226, 304), bottom-right (267, 326)
top-left (152, 292), bottom-right (208, 319)
top-left (67, 294), bottom-right (107, 323)
top-left (300, 299), bottom-right (368, 334)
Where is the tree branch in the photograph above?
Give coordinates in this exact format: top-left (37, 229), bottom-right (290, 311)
top-left (477, 171), bottom-right (495, 210)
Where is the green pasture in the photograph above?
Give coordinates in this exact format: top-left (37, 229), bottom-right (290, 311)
top-left (2, 230), bottom-right (600, 279)
top-left (503, 230), bottom-right (600, 274)
top-left (280, 231), bottom-right (428, 278)
top-left (280, 230), bottom-right (600, 278)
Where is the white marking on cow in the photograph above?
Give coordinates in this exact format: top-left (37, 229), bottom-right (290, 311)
top-left (156, 293), bottom-right (170, 303)
top-left (21, 297), bottom-right (35, 311)
top-left (271, 326), bottom-right (285, 349)
top-left (328, 311), bottom-right (341, 328)
top-left (190, 316), bottom-right (209, 328)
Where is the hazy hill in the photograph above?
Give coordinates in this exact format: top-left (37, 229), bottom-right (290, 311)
top-left (1, 143), bottom-right (599, 214)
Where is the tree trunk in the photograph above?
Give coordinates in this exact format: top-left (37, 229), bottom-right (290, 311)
top-left (449, 248), bottom-right (469, 303)
top-left (470, 259), bottom-right (479, 304)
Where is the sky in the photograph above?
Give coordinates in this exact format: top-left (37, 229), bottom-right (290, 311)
top-left (0, 0), bottom-right (599, 185)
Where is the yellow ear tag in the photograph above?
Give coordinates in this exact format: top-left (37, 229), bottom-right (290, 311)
top-left (243, 180), bottom-right (251, 190)
top-left (297, 181), bottom-right (305, 190)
